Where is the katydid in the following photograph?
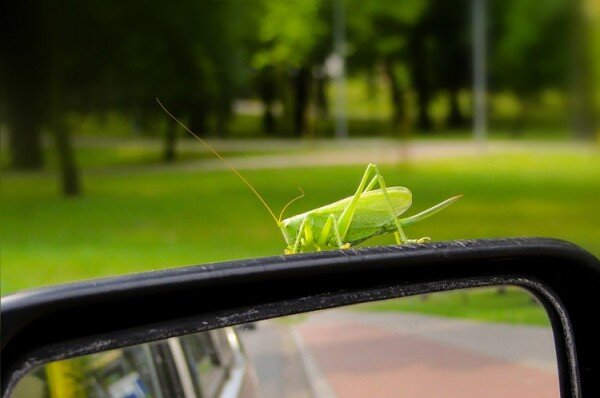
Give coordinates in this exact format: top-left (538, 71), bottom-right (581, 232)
top-left (157, 99), bottom-right (461, 254)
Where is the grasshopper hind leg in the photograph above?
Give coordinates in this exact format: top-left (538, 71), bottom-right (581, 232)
top-left (338, 163), bottom-right (422, 246)
top-left (369, 164), bottom-right (410, 244)
top-left (370, 164), bottom-right (431, 244)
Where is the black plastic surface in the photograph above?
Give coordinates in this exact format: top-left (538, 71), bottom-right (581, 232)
top-left (1, 238), bottom-right (599, 397)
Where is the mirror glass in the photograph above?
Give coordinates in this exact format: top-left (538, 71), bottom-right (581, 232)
top-left (11, 286), bottom-right (559, 398)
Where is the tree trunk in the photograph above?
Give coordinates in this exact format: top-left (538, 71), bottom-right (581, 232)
top-left (510, 95), bottom-right (529, 138)
top-left (258, 66), bottom-right (277, 135)
top-left (383, 60), bottom-right (411, 162)
top-left (53, 120), bottom-right (81, 196)
top-left (315, 75), bottom-right (329, 118)
top-left (163, 122), bottom-right (177, 163)
top-left (292, 67), bottom-right (311, 137)
top-left (42, 0), bottom-right (80, 197)
top-left (383, 60), bottom-right (407, 129)
top-left (189, 110), bottom-right (207, 136)
top-left (262, 105), bottom-right (276, 135)
top-left (215, 113), bottom-right (228, 138)
top-left (410, 28), bottom-right (432, 132)
top-left (8, 113), bottom-right (44, 170)
top-left (416, 88), bottom-right (432, 132)
top-left (447, 88), bottom-right (466, 129)
top-left (2, 1), bottom-right (46, 170)
top-left (570, 0), bottom-right (597, 139)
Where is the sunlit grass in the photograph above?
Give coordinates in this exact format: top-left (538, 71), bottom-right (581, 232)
top-left (357, 287), bottom-right (551, 326)
top-left (2, 149), bottom-right (599, 301)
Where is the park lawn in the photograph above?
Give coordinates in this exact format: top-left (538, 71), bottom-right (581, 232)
top-left (2, 148), bottom-right (599, 325)
top-left (357, 286), bottom-right (551, 326)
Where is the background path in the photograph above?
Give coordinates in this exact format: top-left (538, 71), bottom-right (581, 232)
top-left (71, 138), bottom-right (595, 174)
top-left (240, 310), bottom-right (559, 398)
top-left (301, 311), bottom-right (558, 372)
top-left (238, 323), bottom-right (312, 398)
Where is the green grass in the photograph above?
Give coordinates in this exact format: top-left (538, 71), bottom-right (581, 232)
top-left (357, 287), bottom-right (551, 326)
top-left (2, 146), bottom-right (599, 326)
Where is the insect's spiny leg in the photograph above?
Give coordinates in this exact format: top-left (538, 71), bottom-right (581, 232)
top-left (318, 214), bottom-right (347, 248)
top-left (331, 215), bottom-right (349, 249)
top-left (291, 218), bottom-right (309, 254)
top-left (365, 176), bottom-right (378, 192)
top-left (372, 164), bottom-right (409, 243)
top-left (338, 164), bottom-right (376, 239)
top-left (318, 215), bottom-right (334, 246)
top-left (304, 219), bottom-right (314, 246)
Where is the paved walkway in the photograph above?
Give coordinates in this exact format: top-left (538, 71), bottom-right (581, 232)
top-left (239, 323), bottom-right (312, 398)
top-left (296, 311), bottom-right (559, 398)
top-left (240, 310), bottom-right (559, 398)
top-left (302, 311), bottom-right (558, 372)
top-left (75, 138), bottom-right (595, 175)
top-left (152, 140), bottom-right (595, 173)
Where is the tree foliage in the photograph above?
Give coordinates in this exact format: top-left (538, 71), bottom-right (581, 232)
top-left (491, 0), bottom-right (570, 93)
top-left (1, 0), bottom-right (591, 194)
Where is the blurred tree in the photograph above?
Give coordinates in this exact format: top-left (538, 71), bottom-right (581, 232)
top-left (2, 0), bottom-right (588, 156)
top-left (427, 0), bottom-right (471, 129)
top-left (102, 0), bottom-right (217, 161)
top-left (2, 0), bottom-right (256, 175)
top-left (104, 1), bottom-right (254, 158)
top-left (407, 0), bottom-right (472, 131)
top-left (592, 0), bottom-right (600, 138)
top-left (1, 0), bottom-right (103, 194)
top-left (490, 0), bottom-right (570, 135)
top-left (252, 0), bottom-right (329, 137)
top-left (256, 65), bottom-right (278, 135)
top-left (347, 0), bottom-right (428, 131)
top-left (570, 0), bottom-right (598, 139)
top-left (408, 18), bottom-right (434, 132)
top-left (1, 1), bottom-right (47, 170)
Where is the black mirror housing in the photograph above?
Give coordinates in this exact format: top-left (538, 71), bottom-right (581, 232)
top-left (2, 238), bottom-right (599, 397)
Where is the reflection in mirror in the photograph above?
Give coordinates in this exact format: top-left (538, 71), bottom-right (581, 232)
top-left (12, 286), bottom-right (559, 398)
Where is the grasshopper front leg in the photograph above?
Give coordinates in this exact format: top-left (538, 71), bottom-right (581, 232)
top-left (286, 214), bottom-right (350, 254)
top-left (286, 215), bottom-right (318, 254)
top-left (318, 214), bottom-right (350, 250)
top-left (286, 217), bottom-right (309, 254)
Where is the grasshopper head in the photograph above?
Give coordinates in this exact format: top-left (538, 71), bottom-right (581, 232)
top-left (279, 217), bottom-right (302, 247)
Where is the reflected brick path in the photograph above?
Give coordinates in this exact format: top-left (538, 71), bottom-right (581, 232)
top-left (297, 319), bottom-right (559, 398)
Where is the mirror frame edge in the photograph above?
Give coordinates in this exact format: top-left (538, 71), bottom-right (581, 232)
top-left (2, 237), bottom-right (598, 397)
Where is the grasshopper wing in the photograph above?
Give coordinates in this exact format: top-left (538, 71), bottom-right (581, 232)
top-left (311, 187), bottom-right (412, 228)
top-left (308, 187), bottom-right (412, 245)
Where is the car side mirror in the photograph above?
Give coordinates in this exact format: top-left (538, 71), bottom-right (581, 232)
top-left (2, 238), bottom-right (599, 397)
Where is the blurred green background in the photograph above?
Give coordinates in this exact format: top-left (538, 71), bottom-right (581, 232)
top-left (1, 0), bottom-right (599, 324)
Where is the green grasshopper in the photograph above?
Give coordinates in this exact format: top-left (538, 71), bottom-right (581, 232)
top-left (157, 99), bottom-right (461, 254)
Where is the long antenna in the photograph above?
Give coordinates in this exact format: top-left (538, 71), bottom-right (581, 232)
top-left (156, 99), bottom-right (280, 225)
top-left (279, 187), bottom-right (305, 222)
